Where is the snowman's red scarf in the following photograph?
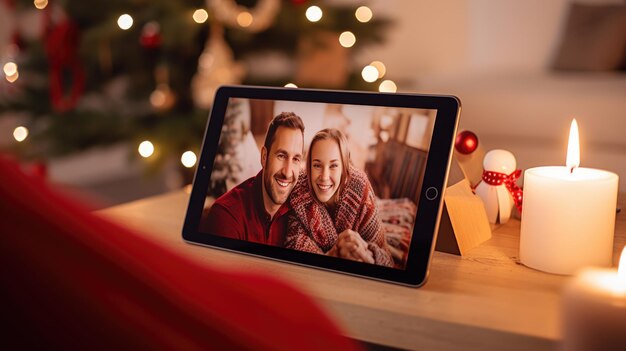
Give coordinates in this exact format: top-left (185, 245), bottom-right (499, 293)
top-left (481, 169), bottom-right (523, 213)
top-left (287, 166), bottom-right (393, 267)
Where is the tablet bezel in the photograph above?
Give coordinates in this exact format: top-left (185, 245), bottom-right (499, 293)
top-left (183, 85), bottom-right (460, 287)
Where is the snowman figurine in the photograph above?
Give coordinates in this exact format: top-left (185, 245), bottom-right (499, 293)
top-left (474, 149), bottom-right (522, 224)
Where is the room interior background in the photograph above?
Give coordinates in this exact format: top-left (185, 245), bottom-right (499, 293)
top-left (1, 0), bottom-right (624, 207)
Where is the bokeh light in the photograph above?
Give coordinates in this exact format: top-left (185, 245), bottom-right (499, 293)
top-left (33, 0), bottom-right (48, 10)
top-left (117, 14), bottom-right (134, 30)
top-left (378, 80), bottom-right (397, 93)
top-left (13, 126), bottom-right (29, 142)
top-left (339, 31), bottom-right (356, 48)
top-left (361, 65), bottom-right (379, 83)
top-left (181, 151), bottom-right (197, 168)
top-left (370, 60), bottom-right (386, 78)
top-left (237, 11), bottom-right (253, 27)
top-left (193, 9), bottom-right (209, 24)
top-left (138, 141), bottom-right (155, 158)
top-left (306, 6), bottom-right (323, 22)
top-left (355, 6), bottom-right (373, 23)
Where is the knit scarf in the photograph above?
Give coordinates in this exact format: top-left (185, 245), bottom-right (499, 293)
top-left (287, 166), bottom-right (393, 267)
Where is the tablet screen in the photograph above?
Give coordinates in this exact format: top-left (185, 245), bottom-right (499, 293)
top-left (198, 97), bottom-right (436, 270)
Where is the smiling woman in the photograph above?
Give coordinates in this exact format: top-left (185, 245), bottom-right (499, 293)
top-left (308, 129), bottom-right (350, 206)
top-left (286, 128), bottom-right (394, 267)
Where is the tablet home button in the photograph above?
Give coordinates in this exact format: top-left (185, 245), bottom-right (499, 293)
top-left (425, 187), bottom-right (438, 200)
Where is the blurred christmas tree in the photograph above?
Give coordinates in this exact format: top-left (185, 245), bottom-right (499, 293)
top-left (0, 0), bottom-right (391, 173)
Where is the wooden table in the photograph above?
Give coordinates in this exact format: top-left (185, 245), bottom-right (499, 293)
top-left (97, 191), bottom-right (625, 351)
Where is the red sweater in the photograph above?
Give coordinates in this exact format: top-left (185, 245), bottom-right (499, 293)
top-left (200, 171), bottom-right (289, 246)
top-left (0, 156), bottom-right (361, 351)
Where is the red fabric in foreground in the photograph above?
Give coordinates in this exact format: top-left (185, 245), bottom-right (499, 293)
top-left (0, 156), bottom-right (360, 351)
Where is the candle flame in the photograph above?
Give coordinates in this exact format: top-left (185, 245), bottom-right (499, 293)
top-left (619, 246), bottom-right (626, 281)
top-left (566, 119), bottom-right (580, 172)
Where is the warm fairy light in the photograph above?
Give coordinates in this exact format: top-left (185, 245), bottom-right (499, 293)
top-left (355, 6), bottom-right (373, 23)
top-left (138, 141), bottom-right (154, 158)
top-left (370, 60), bottom-right (386, 78)
top-left (13, 126), bottom-right (28, 142)
top-left (4, 62), bottom-right (18, 82)
top-left (284, 83), bottom-right (298, 88)
top-left (339, 31), bottom-right (356, 48)
top-left (305, 6), bottom-right (323, 22)
top-left (361, 65), bottom-right (379, 83)
top-left (117, 14), bottom-right (134, 30)
top-left (181, 151), bottom-right (197, 168)
top-left (5, 71), bottom-right (18, 83)
top-left (150, 89), bottom-right (167, 108)
top-left (566, 118), bottom-right (580, 172)
top-left (378, 80), bottom-right (397, 93)
top-left (3, 62), bottom-right (17, 77)
top-left (193, 9), bottom-right (209, 24)
top-left (33, 0), bottom-right (48, 10)
top-left (237, 11), bottom-right (253, 27)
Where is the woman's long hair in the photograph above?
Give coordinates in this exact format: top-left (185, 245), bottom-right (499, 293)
top-left (307, 128), bottom-right (351, 203)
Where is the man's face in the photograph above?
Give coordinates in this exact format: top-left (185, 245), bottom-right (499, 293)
top-left (261, 127), bottom-right (303, 209)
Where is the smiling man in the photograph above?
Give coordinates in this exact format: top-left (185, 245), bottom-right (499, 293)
top-left (200, 112), bottom-right (305, 246)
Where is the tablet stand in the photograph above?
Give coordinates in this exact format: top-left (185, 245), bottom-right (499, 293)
top-left (436, 153), bottom-right (492, 255)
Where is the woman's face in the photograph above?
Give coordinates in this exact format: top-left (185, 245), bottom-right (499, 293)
top-left (310, 139), bottom-right (343, 203)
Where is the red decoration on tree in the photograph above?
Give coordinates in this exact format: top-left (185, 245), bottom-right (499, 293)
top-left (455, 130), bottom-right (479, 155)
top-left (43, 8), bottom-right (85, 112)
top-left (289, 0), bottom-right (309, 5)
top-left (140, 22), bottom-right (162, 49)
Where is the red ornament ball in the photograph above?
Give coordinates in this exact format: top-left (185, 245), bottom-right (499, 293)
top-left (455, 130), bottom-right (479, 155)
top-left (140, 22), bottom-right (162, 49)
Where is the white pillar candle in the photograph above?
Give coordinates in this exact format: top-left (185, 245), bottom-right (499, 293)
top-left (561, 247), bottom-right (626, 350)
top-left (520, 119), bottom-right (619, 275)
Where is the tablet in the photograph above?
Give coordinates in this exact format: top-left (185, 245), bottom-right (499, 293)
top-left (183, 86), bottom-right (460, 287)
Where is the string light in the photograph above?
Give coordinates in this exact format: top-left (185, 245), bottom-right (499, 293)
top-left (378, 80), bottom-right (397, 93)
top-left (117, 14), bottom-right (134, 30)
top-left (284, 83), bottom-right (298, 88)
top-left (237, 11), bottom-right (253, 27)
top-left (361, 65), bottom-right (379, 83)
top-left (150, 89), bottom-right (167, 108)
top-left (3, 62), bottom-right (17, 77)
top-left (305, 6), bottom-right (323, 22)
top-left (13, 126), bottom-right (28, 142)
top-left (138, 141), bottom-right (154, 158)
top-left (5, 71), bottom-right (18, 83)
top-left (33, 0), bottom-right (48, 10)
top-left (339, 31), bottom-right (356, 48)
top-left (370, 61), bottom-right (386, 78)
top-left (355, 6), bottom-right (373, 23)
top-left (4, 61), bottom-right (19, 83)
top-left (181, 151), bottom-right (197, 168)
top-left (193, 9), bottom-right (209, 24)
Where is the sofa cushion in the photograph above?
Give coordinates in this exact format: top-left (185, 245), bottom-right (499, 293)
top-left (552, 3), bottom-right (626, 71)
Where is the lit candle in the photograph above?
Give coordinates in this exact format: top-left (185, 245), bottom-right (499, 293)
top-left (562, 246), bottom-right (626, 350)
top-left (520, 119), bottom-right (619, 275)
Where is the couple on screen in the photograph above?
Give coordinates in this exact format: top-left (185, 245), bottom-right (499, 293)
top-left (201, 112), bottom-right (393, 267)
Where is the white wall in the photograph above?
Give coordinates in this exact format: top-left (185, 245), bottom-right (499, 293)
top-left (466, 0), bottom-right (568, 72)
top-left (355, 0), bottom-right (470, 84)
top-left (352, 0), bottom-right (574, 82)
